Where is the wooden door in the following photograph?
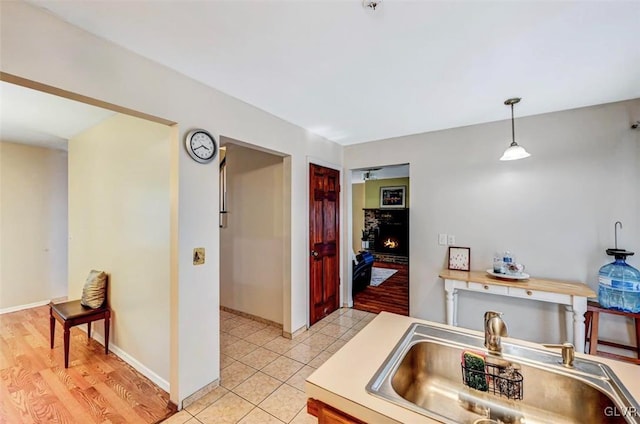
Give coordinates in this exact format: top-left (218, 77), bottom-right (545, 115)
top-left (309, 164), bottom-right (340, 325)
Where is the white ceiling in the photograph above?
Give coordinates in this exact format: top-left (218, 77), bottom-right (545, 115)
top-left (21, 1), bottom-right (640, 145)
top-left (0, 81), bottom-right (115, 150)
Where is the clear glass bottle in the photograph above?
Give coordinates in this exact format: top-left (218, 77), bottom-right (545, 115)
top-left (598, 249), bottom-right (640, 313)
top-left (493, 252), bottom-right (504, 273)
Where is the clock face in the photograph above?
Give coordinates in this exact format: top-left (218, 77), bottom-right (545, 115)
top-left (185, 130), bottom-right (217, 163)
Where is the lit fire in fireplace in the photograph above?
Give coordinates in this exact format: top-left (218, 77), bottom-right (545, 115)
top-left (383, 238), bottom-right (399, 249)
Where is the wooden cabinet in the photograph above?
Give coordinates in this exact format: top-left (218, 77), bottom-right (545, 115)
top-left (308, 398), bottom-right (366, 424)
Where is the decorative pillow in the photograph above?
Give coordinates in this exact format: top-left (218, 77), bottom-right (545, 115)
top-left (80, 270), bottom-right (108, 309)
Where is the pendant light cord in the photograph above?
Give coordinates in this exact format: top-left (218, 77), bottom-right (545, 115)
top-left (511, 103), bottom-right (516, 147)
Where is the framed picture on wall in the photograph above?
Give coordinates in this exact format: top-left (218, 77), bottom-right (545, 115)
top-left (448, 246), bottom-right (471, 271)
top-left (380, 186), bottom-right (406, 208)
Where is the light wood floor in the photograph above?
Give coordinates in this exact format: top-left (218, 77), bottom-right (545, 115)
top-left (0, 305), bottom-right (176, 424)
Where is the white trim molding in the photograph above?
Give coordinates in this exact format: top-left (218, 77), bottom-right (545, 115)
top-left (83, 329), bottom-right (170, 392)
top-left (0, 299), bottom-right (51, 315)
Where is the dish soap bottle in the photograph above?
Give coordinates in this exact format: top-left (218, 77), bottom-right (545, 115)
top-left (598, 249), bottom-right (640, 313)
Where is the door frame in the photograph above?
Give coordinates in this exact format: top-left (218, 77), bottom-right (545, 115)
top-left (306, 157), bottom-right (343, 329)
top-left (345, 163), bottom-right (411, 313)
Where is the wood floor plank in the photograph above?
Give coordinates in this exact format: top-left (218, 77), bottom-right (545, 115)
top-left (0, 305), bottom-right (176, 424)
top-left (0, 335), bottom-right (15, 369)
top-left (29, 371), bottom-right (75, 424)
top-left (94, 381), bottom-right (146, 423)
top-left (0, 376), bottom-right (30, 424)
top-left (38, 368), bottom-right (95, 424)
top-left (353, 262), bottom-right (409, 315)
top-left (70, 385), bottom-right (125, 424)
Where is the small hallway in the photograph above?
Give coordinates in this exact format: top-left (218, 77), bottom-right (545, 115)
top-left (163, 307), bottom-right (377, 424)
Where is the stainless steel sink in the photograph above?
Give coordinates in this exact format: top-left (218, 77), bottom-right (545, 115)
top-left (367, 323), bottom-right (640, 424)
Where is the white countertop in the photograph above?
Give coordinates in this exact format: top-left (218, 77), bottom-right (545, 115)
top-left (306, 311), bottom-right (640, 423)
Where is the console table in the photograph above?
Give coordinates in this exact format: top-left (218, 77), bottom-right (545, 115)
top-left (439, 269), bottom-right (597, 353)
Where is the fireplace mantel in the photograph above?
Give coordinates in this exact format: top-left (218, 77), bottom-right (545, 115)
top-left (363, 209), bottom-right (409, 264)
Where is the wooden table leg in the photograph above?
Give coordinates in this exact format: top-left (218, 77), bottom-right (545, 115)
top-left (572, 297), bottom-right (587, 354)
top-left (636, 318), bottom-right (640, 359)
top-left (584, 311), bottom-right (592, 352)
top-left (50, 313), bottom-right (55, 349)
top-left (63, 326), bottom-right (70, 368)
top-left (444, 280), bottom-right (455, 326)
top-left (589, 311), bottom-right (600, 356)
top-left (104, 310), bottom-right (110, 355)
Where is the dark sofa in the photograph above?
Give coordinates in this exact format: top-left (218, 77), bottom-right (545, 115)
top-left (353, 251), bottom-right (374, 295)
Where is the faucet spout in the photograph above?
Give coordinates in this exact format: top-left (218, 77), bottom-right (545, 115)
top-left (484, 311), bottom-right (508, 354)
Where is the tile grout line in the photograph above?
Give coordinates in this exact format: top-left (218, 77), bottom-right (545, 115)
top-left (184, 307), bottom-right (377, 424)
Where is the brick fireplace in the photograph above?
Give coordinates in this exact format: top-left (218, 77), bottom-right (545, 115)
top-left (363, 208), bottom-right (409, 264)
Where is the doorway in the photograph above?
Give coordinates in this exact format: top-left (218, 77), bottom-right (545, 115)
top-left (218, 140), bottom-right (287, 327)
top-left (351, 164), bottom-right (409, 315)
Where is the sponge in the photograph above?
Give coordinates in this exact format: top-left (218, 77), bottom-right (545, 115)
top-left (462, 350), bottom-right (488, 392)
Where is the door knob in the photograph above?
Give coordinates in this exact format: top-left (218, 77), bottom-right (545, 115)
top-left (311, 250), bottom-right (319, 257)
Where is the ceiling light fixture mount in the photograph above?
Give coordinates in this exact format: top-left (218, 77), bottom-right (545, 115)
top-left (363, 0), bottom-right (382, 11)
top-left (500, 97), bottom-right (531, 161)
top-left (363, 168), bottom-right (381, 181)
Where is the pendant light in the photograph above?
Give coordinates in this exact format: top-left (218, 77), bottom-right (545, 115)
top-left (500, 97), bottom-right (531, 161)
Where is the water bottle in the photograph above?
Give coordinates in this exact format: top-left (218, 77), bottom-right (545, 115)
top-left (493, 252), bottom-right (504, 274)
top-left (598, 249), bottom-right (640, 313)
top-left (503, 251), bottom-right (513, 274)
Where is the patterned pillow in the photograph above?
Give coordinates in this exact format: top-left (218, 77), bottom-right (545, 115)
top-left (80, 270), bottom-right (108, 309)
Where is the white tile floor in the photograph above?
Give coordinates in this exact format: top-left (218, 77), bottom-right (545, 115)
top-left (162, 307), bottom-right (377, 424)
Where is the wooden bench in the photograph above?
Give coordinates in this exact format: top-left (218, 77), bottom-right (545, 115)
top-left (584, 300), bottom-right (640, 365)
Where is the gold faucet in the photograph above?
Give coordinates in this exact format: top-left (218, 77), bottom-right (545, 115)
top-left (484, 311), bottom-right (508, 355)
top-left (542, 342), bottom-right (575, 368)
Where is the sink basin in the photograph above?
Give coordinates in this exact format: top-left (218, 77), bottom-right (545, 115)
top-left (367, 323), bottom-right (639, 424)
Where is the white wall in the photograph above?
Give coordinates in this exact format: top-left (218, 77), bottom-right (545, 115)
top-left (69, 113), bottom-right (171, 386)
top-left (220, 144), bottom-right (284, 324)
top-left (0, 142), bottom-right (68, 311)
top-left (345, 99), bottom-right (640, 346)
top-left (1, 1), bottom-right (342, 404)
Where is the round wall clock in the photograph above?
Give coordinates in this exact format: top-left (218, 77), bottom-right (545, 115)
top-left (185, 129), bottom-right (218, 163)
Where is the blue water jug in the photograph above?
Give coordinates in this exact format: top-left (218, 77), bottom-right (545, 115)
top-left (598, 249), bottom-right (640, 313)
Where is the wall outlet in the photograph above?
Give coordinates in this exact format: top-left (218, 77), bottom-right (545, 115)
top-left (447, 235), bottom-right (456, 245)
top-left (438, 234), bottom-right (448, 245)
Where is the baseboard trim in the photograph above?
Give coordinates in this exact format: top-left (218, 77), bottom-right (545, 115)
top-left (84, 330), bottom-right (170, 392)
top-left (283, 324), bottom-right (307, 340)
top-left (220, 306), bottom-right (283, 329)
top-left (181, 379), bottom-right (220, 410)
top-left (0, 299), bottom-right (51, 315)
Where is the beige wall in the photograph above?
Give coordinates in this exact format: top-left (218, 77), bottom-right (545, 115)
top-left (69, 114), bottom-right (171, 387)
top-left (220, 144), bottom-right (284, 324)
top-left (352, 182), bottom-right (365, 254)
top-left (0, 142), bottom-right (68, 311)
top-left (364, 177), bottom-right (410, 209)
top-left (345, 99), bottom-right (640, 347)
top-left (1, 1), bottom-right (342, 403)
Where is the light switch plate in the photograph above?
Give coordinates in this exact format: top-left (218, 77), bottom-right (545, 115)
top-left (438, 234), bottom-right (447, 245)
top-left (448, 235), bottom-right (456, 245)
top-left (193, 248), bottom-right (205, 265)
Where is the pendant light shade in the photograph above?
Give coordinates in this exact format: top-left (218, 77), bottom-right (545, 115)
top-left (500, 97), bottom-right (531, 161)
top-left (500, 143), bottom-right (531, 161)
